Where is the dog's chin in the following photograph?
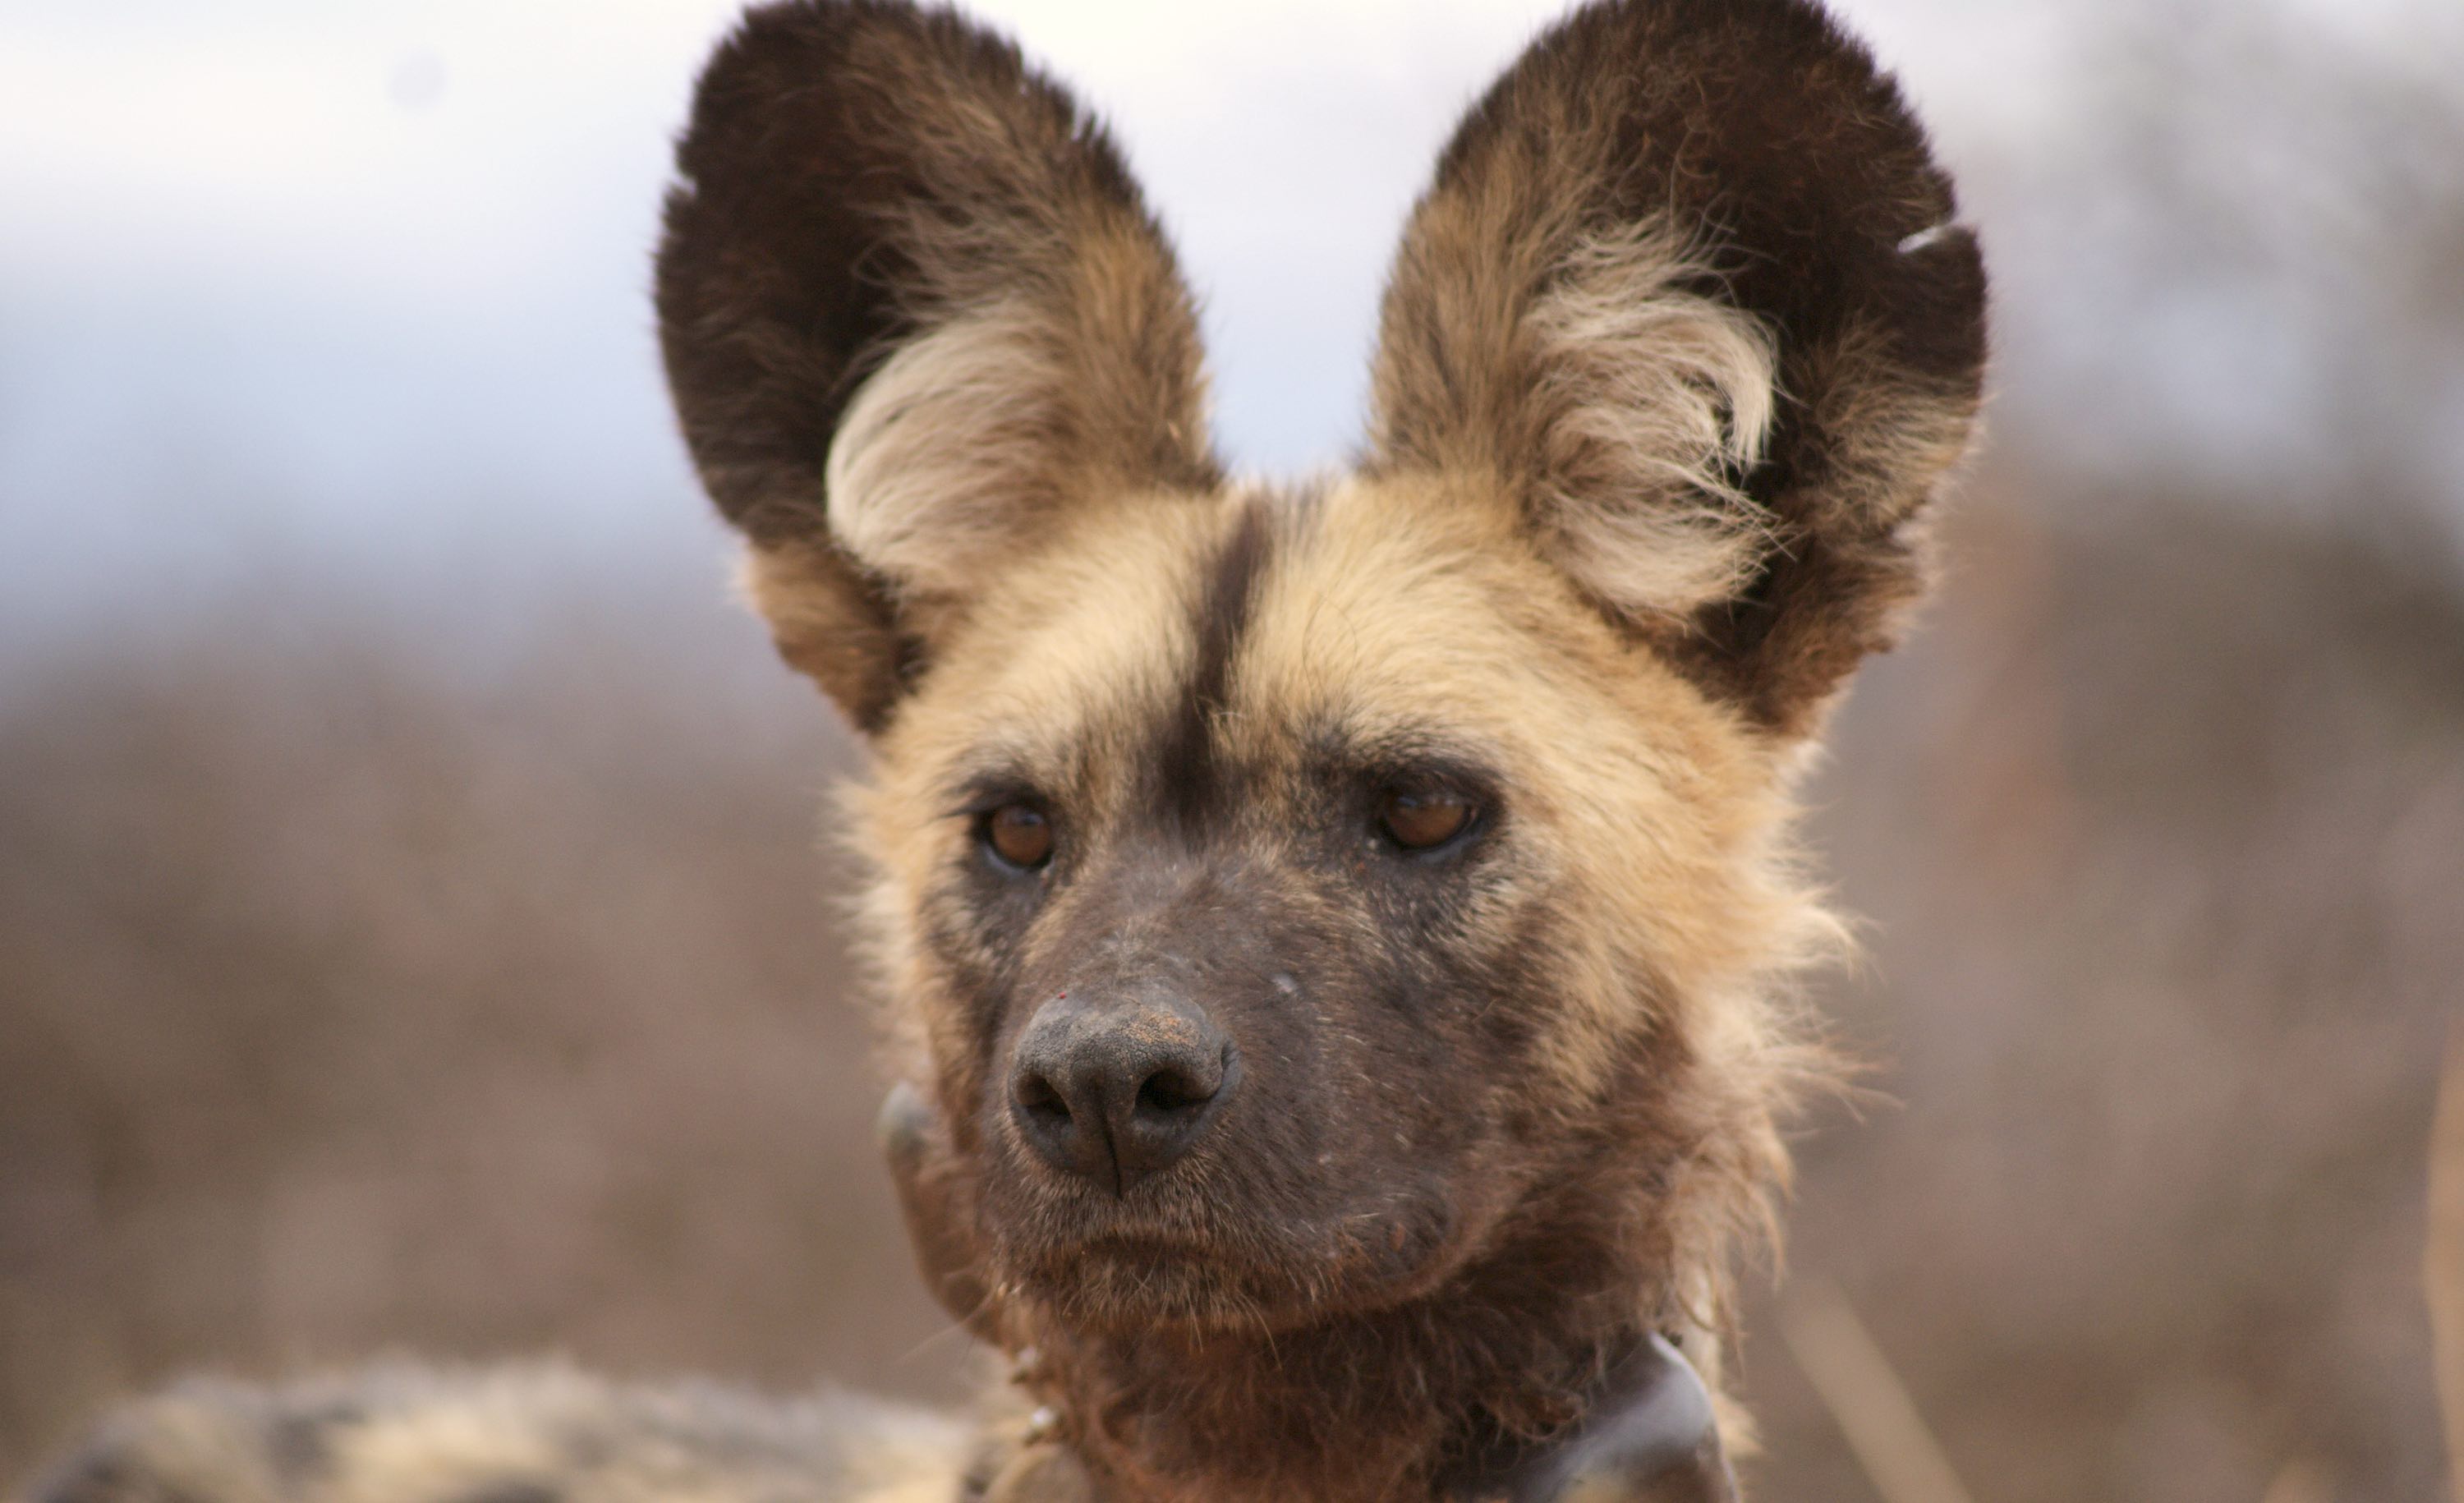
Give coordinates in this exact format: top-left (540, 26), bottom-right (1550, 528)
top-left (991, 1198), bottom-right (1473, 1339)
top-left (1002, 1239), bottom-right (1298, 1334)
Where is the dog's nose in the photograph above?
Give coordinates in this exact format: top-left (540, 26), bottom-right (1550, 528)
top-left (1009, 990), bottom-right (1237, 1195)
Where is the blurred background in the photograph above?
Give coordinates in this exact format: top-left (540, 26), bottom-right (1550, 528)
top-left (2, 1), bottom-right (2459, 1499)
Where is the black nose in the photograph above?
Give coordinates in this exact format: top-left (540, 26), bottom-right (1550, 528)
top-left (1008, 989), bottom-right (1238, 1195)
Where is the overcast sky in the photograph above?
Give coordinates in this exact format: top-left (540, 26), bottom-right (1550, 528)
top-left (0, 0), bottom-right (2448, 655)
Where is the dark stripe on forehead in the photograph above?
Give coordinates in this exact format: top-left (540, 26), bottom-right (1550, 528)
top-left (1152, 495), bottom-right (1273, 834)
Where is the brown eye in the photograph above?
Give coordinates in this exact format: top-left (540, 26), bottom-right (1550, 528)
top-left (1379, 789), bottom-right (1474, 852)
top-left (984, 804), bottom-right (1055, 870)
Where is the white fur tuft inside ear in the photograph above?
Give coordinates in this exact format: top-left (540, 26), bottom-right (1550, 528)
top-left (1523, 223), bottom-right (1780, 622)
top-left (824, 297), bottom-right (1065, 601)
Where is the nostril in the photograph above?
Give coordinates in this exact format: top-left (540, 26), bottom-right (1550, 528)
top-left (1014, 1070), bottom-right (1071, 1124)
top-left (1133, 1042), bottom-right (1234, 1123)
top-left (1135, 1064), bottom-right (1212, 1116)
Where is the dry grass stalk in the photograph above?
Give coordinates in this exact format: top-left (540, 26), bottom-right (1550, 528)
top-left (1779, 1277), bottom-right (1978, 1503)
top-left (2431, 1027), bottom-right (2464, 1503)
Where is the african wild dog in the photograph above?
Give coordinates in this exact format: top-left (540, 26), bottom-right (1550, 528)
top-left (26, 0), bottom-right (1984, 1499)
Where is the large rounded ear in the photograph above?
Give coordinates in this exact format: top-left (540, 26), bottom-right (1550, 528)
top-left (1366, 0), bottom-right (1988, 740)
top-left (657, 0), bottom-right (1220, 733)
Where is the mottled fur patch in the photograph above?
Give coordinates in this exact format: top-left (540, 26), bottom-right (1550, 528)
top-left (28, 1367), bottom-right (968, 1503)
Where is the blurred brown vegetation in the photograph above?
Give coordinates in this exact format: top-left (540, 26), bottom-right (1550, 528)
top-left (1743, 490), bottom-right (2464, 1501)
top-left (4, 1), bottom-right (2462, 1499)
top-left (0, 598), bottom-right (966, 1473)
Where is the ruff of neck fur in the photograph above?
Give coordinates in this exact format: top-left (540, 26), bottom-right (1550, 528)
top-left (1014, 1188), bottom-right (1676, 1502)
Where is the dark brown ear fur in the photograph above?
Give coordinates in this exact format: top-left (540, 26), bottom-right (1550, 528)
top-left (656, 0), bottom-right (1219, 731)
top-left (1368, 0), bottom-right (1988, 738)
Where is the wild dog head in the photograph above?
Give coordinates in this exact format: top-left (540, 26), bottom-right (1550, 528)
top-left (659, 0), bottom-right (1983, 1372)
